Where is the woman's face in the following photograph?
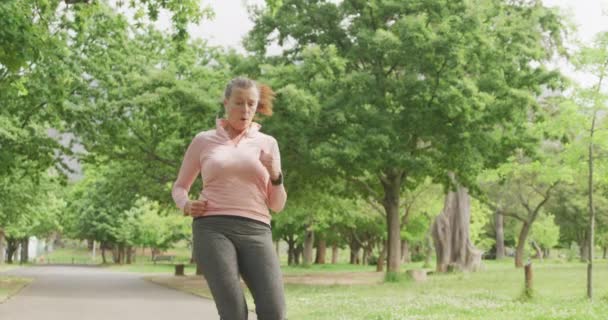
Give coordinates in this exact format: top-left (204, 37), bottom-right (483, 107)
top-left (223, 86), bottom-right (259, 132)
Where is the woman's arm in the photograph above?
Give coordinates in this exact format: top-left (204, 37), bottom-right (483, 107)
top-left (172, 136), bottom-right (202, 210)
top-left (265, 139), bottom-right (287, 212)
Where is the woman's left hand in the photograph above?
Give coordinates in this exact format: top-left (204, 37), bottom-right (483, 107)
top-left (260, 149), bottom-right (280, 181)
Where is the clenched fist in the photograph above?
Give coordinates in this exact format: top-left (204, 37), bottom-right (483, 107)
top-left (260, 149), bottom-right (281, 181)
top-left (183, 199), bottom-right (208, 217)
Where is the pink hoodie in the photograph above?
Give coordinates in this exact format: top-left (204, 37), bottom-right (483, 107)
top-left (172, 119), bottom-right (287, 225)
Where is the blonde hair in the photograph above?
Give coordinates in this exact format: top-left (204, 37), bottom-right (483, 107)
top-left (224, 77), bottom-right (275, 116)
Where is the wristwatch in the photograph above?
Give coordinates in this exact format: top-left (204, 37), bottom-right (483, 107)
top-left (271, 173), bottom-right (283, 186)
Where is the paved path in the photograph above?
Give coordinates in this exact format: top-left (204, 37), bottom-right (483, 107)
top-left (0, 265), bottom-right (256, 320)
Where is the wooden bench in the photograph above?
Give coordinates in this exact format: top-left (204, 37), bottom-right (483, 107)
top-left (152, 255), bottom-right (175, 264)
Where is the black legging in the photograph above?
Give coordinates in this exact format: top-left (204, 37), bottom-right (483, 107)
top-left (192, 215), bottom-right (286, 320)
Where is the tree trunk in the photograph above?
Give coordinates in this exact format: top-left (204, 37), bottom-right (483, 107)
top-left (401, 239), bottom-right (411, 263)
top-left (603, 246), bottom-right (607, 259)
top-left (120, 245), bottom-right (126, 264)
top-left (6, 238), bottom-right (18, 264)
top-left (101, 242), bottom-right (107, 264)
top-left (531, 240), bottom-right (543, 262)
top-left (580, 237), bottom-right (590, 262)
top-left (349, 241), bottom-right (361, 264)
top-left (112, 246), bottom-right (119, 264)
top-left (287, 245), bottom-right (294, 266)
top-left (20, 237), bottom-right (29, 264)
top-left (196, 263), bottom-right (204, 275)
top-left (315, 239), bottom-right (326, 264)
top-left (381, 169), bottom-right (403, 274)
top-left (377, 241), bottom-right (387, 272)
top-left (515, 222), bottom-right (532, 268)
top-left (587, 111), bottom-right (597, 300)
top-left (0, 229), bottom-right (5, 264)
top-left (331, 244), bottom-right (338, 264)
top-left (294, 244), bottom-right (303, 265)
top-left (303, 229), bottom-right (314, 266)
top-left (424, 231), bottom-right (433, 268)
top-left (362, 247), bottom-right (371, 265)
top-left (126, 246), bottom-right (133, 264)
top-left (286, 237), bottom-right (296, 266)
top-left (431, 175), bottom-right (482, 272)
top-left (495, 210), bottom-right (505, 260)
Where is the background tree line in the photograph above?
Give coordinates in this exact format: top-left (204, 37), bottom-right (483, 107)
top-left (1, 0), bottom-right (607, 296)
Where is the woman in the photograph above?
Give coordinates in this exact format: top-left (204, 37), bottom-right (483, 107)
top-left (172, 77), bottom-right (287, 320)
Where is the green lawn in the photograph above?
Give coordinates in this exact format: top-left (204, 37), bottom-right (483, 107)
top-left (283, 260), bottom-right (608, 320)
top-left (0, 276), bottom-right (31, 303)
top-left (36, 246), bottom-right (194, 265)
top-left (0, 265), bottom-right (18, 273)
top-left (140, 258), bottom-right (608, 319)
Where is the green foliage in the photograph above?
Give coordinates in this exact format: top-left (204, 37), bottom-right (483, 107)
top-left (529, 213), bottom-right (560, 251)
top-left (0, 169), bottom-right (65, 239)
top-left (470, 198), bottom-right (494, 252)
top-left (124, 197), bottom-right (190, 252)
top-left (249, 0), bottom-right (568, 187)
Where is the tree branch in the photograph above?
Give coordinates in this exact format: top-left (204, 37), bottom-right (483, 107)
top-left (364, 197), bottom-right (386, 217)
top-left (426, 58), bottom-right (449, 109)
top-left (499, 210), bottom-right (527, 223)
top-left (348, 176), bottom-right (381, 201)
top-left (378, 172), bottom-right (390, 187)
top-left (530, 182), bottom-right (559, 219)
top-left (130, 127), bottom-right (178, 167)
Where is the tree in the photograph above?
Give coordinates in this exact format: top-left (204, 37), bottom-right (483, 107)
top-left (0, 170), bottom-right (64, 263)
top-left (0, 0), bottom-right (208, 179)
top-left (488, 155), bottom-right (564, 268)
top-left (247, 0), bottom-right (567, 273)
top-left (127, 197), bottom-right (190, 261)
top-left (570, 31), bottom-right (608, 300)
top-left (1, 0), bottom-right (210, 241)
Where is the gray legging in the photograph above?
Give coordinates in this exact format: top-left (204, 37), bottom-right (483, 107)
top-left (192, 215), bottom-right (286, 320)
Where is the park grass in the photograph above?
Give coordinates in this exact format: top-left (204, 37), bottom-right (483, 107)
top-left (283, 259), bottom-right (608, 320)
top-left (0, 265), bottom-right (19, 273)
top-left (0, 276), bottom-right (32, 303)
top-left (37, 246), bottom-right (193, 266)
top-left (146, 259), bottom-right (608, 320)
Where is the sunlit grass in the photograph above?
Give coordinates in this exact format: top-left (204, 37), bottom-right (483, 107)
top-left (0, 276), bottom-right (32, 303)
top-left (284, 259), bottom-right (608, 320)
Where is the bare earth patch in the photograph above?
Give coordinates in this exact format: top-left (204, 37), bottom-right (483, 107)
top-left (145, 271), bottom-right (383, 298)
top-left (283, 272), bottom-right (383, 285)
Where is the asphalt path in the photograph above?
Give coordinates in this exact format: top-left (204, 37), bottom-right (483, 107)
top-left (0, 265), bottom-right (256, 320)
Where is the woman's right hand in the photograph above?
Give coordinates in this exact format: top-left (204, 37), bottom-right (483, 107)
top-left (183, 199), bottom-right (208, 217)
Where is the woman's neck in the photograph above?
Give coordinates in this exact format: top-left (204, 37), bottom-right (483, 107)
top-left (223, 122), bottom-right (246, 139)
